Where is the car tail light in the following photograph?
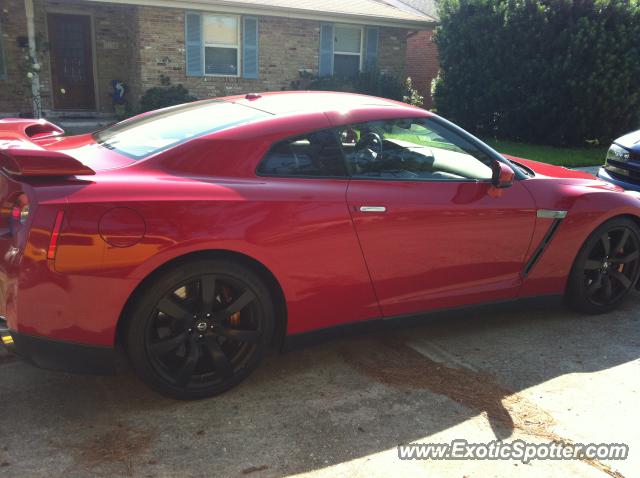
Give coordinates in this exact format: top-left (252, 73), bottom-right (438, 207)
top-left (47, 210), bottom-right (65, 260)
top-left (9, 193), bottom-right (30, 235)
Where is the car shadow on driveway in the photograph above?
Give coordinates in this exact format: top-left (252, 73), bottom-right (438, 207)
top-left (0, 293), bottom-right (638, 477)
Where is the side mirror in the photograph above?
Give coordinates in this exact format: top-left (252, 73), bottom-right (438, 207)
top-left (491, 161), bottom-right (515, 188)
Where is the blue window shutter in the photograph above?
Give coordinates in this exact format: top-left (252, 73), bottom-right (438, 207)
top-left (364, 27), bottom-right (379, 71)
top-left (319, 23), bottom-right (334, 77)
top-left (242, 17), bottom-right (259, 79)
top-left (185, 12), bottom-right (203, 77)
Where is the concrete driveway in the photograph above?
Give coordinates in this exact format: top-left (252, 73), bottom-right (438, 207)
top-left (1, 294), bottom-right (639, 478)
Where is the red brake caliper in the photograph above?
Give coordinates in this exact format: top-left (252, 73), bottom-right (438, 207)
top-left (222, 285), bottom-right (242, 326)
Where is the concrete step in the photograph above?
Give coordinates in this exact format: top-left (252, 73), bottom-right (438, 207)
top-left (53, 117), bottom-right (117, 135)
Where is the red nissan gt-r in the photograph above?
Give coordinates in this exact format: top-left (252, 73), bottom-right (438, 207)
top-left (1, 92), bottom-right (639, 399)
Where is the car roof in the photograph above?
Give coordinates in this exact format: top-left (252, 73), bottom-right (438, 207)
top-left (152, 91), bottom-right (432, 177)
top-left (225, 91), bottom-right (419, 116)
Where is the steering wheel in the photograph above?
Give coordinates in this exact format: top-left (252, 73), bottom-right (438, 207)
top-left (355, 132), bottom-right (383, 157)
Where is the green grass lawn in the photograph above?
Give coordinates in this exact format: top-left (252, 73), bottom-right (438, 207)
top-left (385, 126), bottom-right (607, 168)
top-left (483, 138), bottom-right (607, 168)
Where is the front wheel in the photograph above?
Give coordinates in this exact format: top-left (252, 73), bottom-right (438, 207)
top-left (126, 259), bottom-right (274, 400)
top-left (567, 217), bottom-right (640, 314)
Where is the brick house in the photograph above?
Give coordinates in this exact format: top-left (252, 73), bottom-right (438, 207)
top-left (0, 0), bottom-right (435, 118)
top-left (402, 0), bottom-right (439, 107)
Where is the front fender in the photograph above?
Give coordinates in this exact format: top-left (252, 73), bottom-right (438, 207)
top-left (520, 179), bottom-right (640, 296)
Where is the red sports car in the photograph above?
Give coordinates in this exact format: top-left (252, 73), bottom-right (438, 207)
top-left (1, 92), bottom-right (639, 399)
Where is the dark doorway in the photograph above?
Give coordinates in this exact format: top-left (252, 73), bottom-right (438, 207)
top-left (47, 13), bottom-right (96, 110)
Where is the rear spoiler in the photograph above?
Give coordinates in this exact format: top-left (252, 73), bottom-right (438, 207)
top-left (0, 148), bottom-right (95, 177)
top-left (0, 119), bottom-right (95, 177)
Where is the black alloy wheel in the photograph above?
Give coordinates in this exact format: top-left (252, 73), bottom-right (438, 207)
top-left (127, 259), bottom-right (274, 399)
top-left (568, 218), bottom-right (640, 313)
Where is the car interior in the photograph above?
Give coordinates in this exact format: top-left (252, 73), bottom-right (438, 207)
top-left (338, 119), bottom-right (493, 181)
top-left (258, 118), bottom-right (494, 181)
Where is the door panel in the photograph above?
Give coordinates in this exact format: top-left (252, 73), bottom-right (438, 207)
top-left (48, 14), bottom-right (96, 110)
top-left (347, 180), bottom-right (537, 317)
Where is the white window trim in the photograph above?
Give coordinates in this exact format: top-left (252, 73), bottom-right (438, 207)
top-left (202, 13), bottom-right (241, 78)
top-left (333, 24), bottom-right (364, 74)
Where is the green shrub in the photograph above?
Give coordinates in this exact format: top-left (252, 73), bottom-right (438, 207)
top-left (291, 69), bottom-right (420, 105)
top-left (139, 84), bottom-right (197, 113)
top-left (403, 77), bottom-right (424, 108)
top-left (434, 0), bottom-right (640, 146)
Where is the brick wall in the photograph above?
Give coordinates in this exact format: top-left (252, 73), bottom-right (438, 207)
top-left (134, 7), bottom-right (407, 105)
top-left (0, 1), bottom-right (409, 115)
top-left (135, 8), bottom-right (319, 98)
top-left (378, 27), bottom-right (407, 79)
top-left (0, 0), bottom-right (136, 115)
top-left (406, 28), bottom-right (439, 108)
top-left (0, 0), bottom-right (31, 114)
top-left (34, 0), bottom-right (137, 114)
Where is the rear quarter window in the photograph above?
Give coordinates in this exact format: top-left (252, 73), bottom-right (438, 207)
top-left (257, 129), bottom-right (348, 178)
top-left (93, 101), bottom-right (270, 160)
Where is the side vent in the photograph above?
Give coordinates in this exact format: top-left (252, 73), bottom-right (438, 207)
top-left (523, 217), bottom-right (565, 277)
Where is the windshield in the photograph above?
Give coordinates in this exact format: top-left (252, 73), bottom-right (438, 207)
top-left (93, 100), bottom-right (271, 159)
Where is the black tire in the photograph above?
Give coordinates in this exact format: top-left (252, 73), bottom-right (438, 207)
top-left (125, 258), bottom-right (274, 400)
top-left (567, 217), bottom-right (640, 314)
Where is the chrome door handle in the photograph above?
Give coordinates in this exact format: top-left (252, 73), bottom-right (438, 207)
top-left (359, 206), bottom-right (387, 213)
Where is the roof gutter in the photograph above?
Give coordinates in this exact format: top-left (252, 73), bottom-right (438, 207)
top-left (83, 0), bottom-right (436, 28)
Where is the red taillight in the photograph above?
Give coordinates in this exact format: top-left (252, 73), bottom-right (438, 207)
top-left (47, 210), bottom-right (65, 260)
top-left (8, 193), bottom-right (30, 235)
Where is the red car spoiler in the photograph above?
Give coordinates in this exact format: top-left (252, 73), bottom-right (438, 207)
top-left (0, 119), bottom-right (95, 177)
top-left (0, 148), bottom-right (95, 177)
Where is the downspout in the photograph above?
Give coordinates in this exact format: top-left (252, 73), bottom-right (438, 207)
top-left (24, 0), bottom-right (42, 118)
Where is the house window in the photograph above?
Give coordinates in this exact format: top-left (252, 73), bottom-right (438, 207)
top-left (203, 14), bottom-right (239, 76)
top-left (334, 25), bottom-right (362, 77)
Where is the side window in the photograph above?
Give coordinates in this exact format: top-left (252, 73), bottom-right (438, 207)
top-left (336, 118), bottom-right (494, 181)
top-left (257, 129), bottom-right (348, 178)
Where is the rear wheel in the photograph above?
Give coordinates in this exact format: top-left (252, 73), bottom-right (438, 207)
top-left (567, 217), bottom-right (640, 314)
top-left (126, 259), bottom-right (274, 399)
